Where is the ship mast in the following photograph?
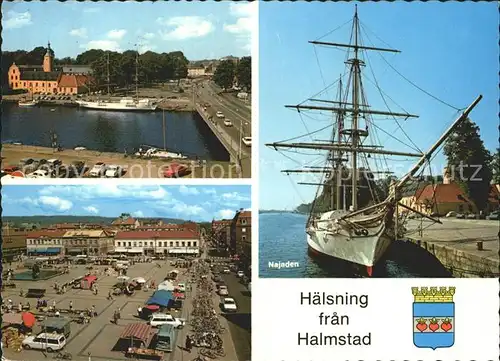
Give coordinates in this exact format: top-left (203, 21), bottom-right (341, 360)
top-left (267, 6), bottom-right (412, 213)
top-left (135, 50), bottom-right (139, 101)
top-left (106, 53), bottom-right (110, 97)
top-left (335, 77), bottom-right (343, 211)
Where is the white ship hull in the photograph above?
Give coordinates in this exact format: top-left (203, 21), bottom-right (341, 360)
top-left (75, 99), bottom-right (157, 111)
top-left (18, 100), bottom-right (38, 107)
top-left (306, 209), bottom-right (393, 270)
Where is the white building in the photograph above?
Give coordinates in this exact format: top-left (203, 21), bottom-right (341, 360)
top-left (187, 66), bottom-right (206, 78)
top-left (114, 230), bottom-right (200, 256)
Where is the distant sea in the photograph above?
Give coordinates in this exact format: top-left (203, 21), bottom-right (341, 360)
top-left (259, 212), bottom-right (453, 278)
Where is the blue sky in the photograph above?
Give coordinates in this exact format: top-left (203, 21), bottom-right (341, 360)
top-left (2, 185), bottom-right (251, 221)
top-left (2, 1), bottom-right (254, 59)
top-left (259, 1), bottom-right (498, 210)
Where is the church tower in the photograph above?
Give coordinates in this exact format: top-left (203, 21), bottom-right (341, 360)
top-left (43, 42), bottom-right (54, 72)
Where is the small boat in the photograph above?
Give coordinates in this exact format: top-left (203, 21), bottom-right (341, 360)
top-left (50, 108), bottom-right (56, 112)
top-left (74, 146), bottom-right (87, 151)
top-left (18, 100), bottom-right (38, 107)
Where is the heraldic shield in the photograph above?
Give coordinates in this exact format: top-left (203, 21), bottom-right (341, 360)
top-left (412, 287), bottom-right (455, 350)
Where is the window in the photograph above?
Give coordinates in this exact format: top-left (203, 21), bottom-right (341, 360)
top-left (169, 242), bottom-right (173, 247)
top-left (242, 228), bottom-right (246, 233)
top-left (158, 241), bottom-right (162, 247)
top-left (139, 242), bottom-right (142, 247)
top-left (193, 241), bottom-right (197, 247)
top-left (128, 242), bottom-right (131, 247)
top-left (181, 242), bottom-right (185, 247)
top-left (117, 242), bottom-right (121, 247)
top-left (187, 242), bottom-right (191, 247)
top-left (242, 236), bottom-right (247, 242)
top-left (241, 219), bottom-right (247, 225)
top-left (35, 82), bottom-right (38, 87)
top-left (133, 242), bottom-right (137, 247)
top-left (150, 241), bottom-right (153, 246)
top-left (175, 241), bottom-right (179, 247)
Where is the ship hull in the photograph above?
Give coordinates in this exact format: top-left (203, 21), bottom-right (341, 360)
top-left (75, 101), bottom-right (157, 111)
top-left (306, 210), bottom-right (393, 274)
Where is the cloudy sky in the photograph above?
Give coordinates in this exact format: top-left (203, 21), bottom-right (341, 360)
top-left (2, 1), bottom-right (254, 59)
top-left (2, 185), bottom-right (251, 221)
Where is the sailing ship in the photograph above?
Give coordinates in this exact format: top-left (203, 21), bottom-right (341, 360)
top-left (266, 6), bottom-right (482, 276)
top-left (75, 53), bottom-right (157, 111)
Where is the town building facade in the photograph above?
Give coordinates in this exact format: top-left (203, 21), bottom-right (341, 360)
top-left (26, 230), bottom-right (66, 256)
top-left (230, 210), bottom-right (251, 268)
top-left (112, 214), bottom-right (140, 230)
top-left (8, 43), bottom-right (92, 95)
top-left (62, 230), bottom-right (114, 256)
top-left (114, 230), bottom-right (200, 256)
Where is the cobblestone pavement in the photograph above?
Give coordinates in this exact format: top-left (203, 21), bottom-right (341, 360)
top-left (2, 258), bottom-right (247, 361)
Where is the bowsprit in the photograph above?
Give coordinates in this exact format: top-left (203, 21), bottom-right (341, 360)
top-left (412, 287), bottom-right (455, 350)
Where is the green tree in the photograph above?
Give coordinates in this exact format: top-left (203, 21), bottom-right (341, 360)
top-left (236, 56), bottom-right (251, 91)
top-left (443, 118), bottom-right (493, 211)
top-left (213, 60), bottom-right (235, 90)
top-left (491, 148), bottom-right (500, 184)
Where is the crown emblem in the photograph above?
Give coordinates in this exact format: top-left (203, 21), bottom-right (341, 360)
top-left (412, 287), bottom-right (455, 303)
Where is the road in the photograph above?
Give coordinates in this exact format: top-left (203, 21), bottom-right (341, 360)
top-left (194, 81), bottom-right (252, 158)
top-left (220, 273), bottom-right (251, 361)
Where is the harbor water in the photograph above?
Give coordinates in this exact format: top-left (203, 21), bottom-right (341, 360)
top-left (259, 212), bottom-right (453, 278)
top-left (1, 102), bottom-right (228, 160)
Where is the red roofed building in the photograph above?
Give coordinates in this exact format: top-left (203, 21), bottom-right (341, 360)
top-left (26, 229), bottom-right (67, 256)
top-left (8, 42), bottom-right (92, 95)
top-left (413, 183), bottom-right (476, 215)
top-left (230, 209), bottom-right (251, 270)
top-left (114, 229), bottom-right (200, 256)
top-left (112, 213), bottom-right (140, 230)
top-left (211, 219), bottom-right (232, 250)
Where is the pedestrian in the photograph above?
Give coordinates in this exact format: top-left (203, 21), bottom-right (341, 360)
top-left (91, 305), bottom-right (96, 317)
top-left (52, 300), bottom-right (57, 309)
top-left (185, 335), bottom-right (192, 352)
top-left (69, 301), bottom-right (73, 312)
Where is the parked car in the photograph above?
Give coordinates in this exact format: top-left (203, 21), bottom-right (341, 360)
top-left (27, 169), bottom-right (51, 178)
top-left (105, 165), bottom-right (121, 178)
top-left (22, 333), bottom-right (67, 352)
top-left (445, 211), bottom-right (456, 218)
top-left (466, 213), bottom-right (476, 220)
top-left (456, 213), bottom-right (465, 219)
top-left (223, 119), bottom-right (233, 127)
top-left (3, 166), bottom-right (20, 174)
top-left (218, 285), bottom-right (229, 296)
top-left (163, 163), bottom-right (191, 178)
top-left (221, 297), bottom-right (237, 313)
top-left (89, 162), bottom-right (107, 177)
top-left (148, 313), bottom-right (185, 328)
top-left (176, 283), bottom-right (186, 292)
top-left (222, 268), bottom-right (230, 274)
top-left (242, 137), bottom-right (252, 147)
top-left (487, 211), bottom-right (499, 220)
top-left (216, 111), bottom-right (225, 118)
top-left (236, 271), bottom-right (245, 278)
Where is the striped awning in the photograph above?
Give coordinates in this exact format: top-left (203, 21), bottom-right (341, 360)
top-left (120, 323), bottom-right (154, 344)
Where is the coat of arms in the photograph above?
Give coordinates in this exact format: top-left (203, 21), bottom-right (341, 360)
top-left (412, 287), bottom-right (455, 349)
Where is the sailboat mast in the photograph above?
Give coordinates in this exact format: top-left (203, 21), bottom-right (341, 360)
top-left (335, 76), bottom-right (343, 210)
top-left (106, 53), bottom-right (110, 96)
top-left (351, 5), bottom-right (360, 211)
top-left (135, 51), bottom-right (139, 101)
top-left (163, 109), bottom-right (166, 150)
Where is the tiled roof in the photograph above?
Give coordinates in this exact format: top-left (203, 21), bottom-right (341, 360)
top-left (415, 183), bottom-right (472, 204)
top-left (27, 230), bottom-right (66, 238)
top-left (20, 70), bottom-right (60, 81)
top-left (112, 217), bottom-right (137, 225)
top-left (63, 230), bottom-right (111, 238)
top-left (115, 230), bottom-right (199, 240)
top-left (58, 74), bottom-right (89, 88)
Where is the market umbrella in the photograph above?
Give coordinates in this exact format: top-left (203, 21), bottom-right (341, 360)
top-left (22, 312), bottom-right (36, 328)
top-left (132, 277), bottom-right (146, 284)
top-left (117, 276), bottom-right (130, 282)
top-left (144, 305), bottom-right (160, 311)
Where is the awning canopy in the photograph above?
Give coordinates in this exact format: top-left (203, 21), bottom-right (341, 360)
top-left (146, 290), bottom-right (173, 307)
top-left (3, 313), bottom-right (23, 325)
top-left (120, 323), bottom-right (154, 344)
top-left (157, 281), bottom-right (174, 291)
top-left (30, 248), bottom-right (61, 254)
top-left (168, 249), bottom-right (199, 254)
top-left (22, 312), bottom-right (36, 328)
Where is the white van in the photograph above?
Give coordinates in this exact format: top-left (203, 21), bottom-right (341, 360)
top-left (22, 333), bottom-right (67, 352)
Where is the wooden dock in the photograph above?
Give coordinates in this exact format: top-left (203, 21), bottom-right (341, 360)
top-left (404, 218), bottom-right (499, 277)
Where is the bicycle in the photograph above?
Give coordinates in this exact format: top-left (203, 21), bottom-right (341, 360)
top-left (53, 351), bottom-right (72, 360)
